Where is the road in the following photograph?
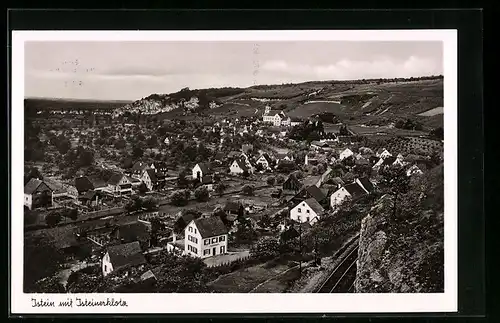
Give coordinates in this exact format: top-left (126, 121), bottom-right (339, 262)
top-left (316, 238), bottom-right (359, 293)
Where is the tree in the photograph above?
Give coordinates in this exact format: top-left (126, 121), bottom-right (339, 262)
top-left (177, 172), bottom-right (189, 189)
top-left (45, 212), bottom-right (61, 227)
top-left (276, 175), bottom-right (285, 185)
top-left (171, 190), bottom-right (191, 206)
top-left (342, 172), bottom-right (355, 183)
top-left (24, 235), bottom-right (65, 293)
top-left (257, 214), bottom-right (272, 229)
top-left (137, 182), bottom-right (148, 194)
top-left (24, 167), bottom-right (43, 185)
top-left (339, 124), bottom-right (350, 136)
top-left (266, 176), bottom-right (276, 186)
top-left (194, 186), bottom-right (210, 202)
top-left (429, 127), bottom-right (444, 140)
top-left (142, 197), bottom-right (159, 211)
top-left (214, 182), bottom-right (228, 196)
top-left (242, 170), bottom-right (250, 178)
top-left (242, 184), bottom-right (255, 196)
top-left (250, 237), bottom-right (280, 261)
top-left (254, 163), bottom-right (264, 172)
top-left (63, 208), bottom-right (78, 221)
top-left (34, 275), bottom-right (66, 293)
top-left (132, 146), bottom-right (144, 159)
top-left (379, 166), bottom-right (412, 219)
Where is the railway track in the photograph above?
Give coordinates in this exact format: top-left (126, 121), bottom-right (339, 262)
top-left (316, 238), bottom-right (360, 293)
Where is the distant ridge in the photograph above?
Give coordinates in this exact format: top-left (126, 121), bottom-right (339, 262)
top-left (24, 97), bottom-right (133, 104)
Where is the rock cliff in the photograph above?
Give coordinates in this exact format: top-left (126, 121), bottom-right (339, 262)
top-left (355, 164), bottom-right (444, 293)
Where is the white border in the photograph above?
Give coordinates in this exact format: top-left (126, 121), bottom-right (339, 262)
top-left (11, 30), bottom-right (457, 314)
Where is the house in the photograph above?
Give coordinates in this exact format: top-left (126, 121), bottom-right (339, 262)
top-left (290, 117), bottom-right (303, 127)
top-left (201, 175), bottom-right (214, 191)
top-left (339, 148), bottom-right (354, 160)
top-left (74, 176), bottom-right (94, 195)
top-left (24, 178), bottom-right (53, 210)
top-left (79, 190), bottom-right (102, 207)
top-left (127, 176), bottom-right (143, 188)
top-left (192, 163), bottom-right (213, 181)
top-left (310, 141), bottom-right (330, 150)
top-left (224, 201), bottom-right (245, 218)
top-left (255, 153), bottom-right (273, 169)
top-left (290, 185), bottom-right (327, 206)
top-left (184, 217), bottom-right (229, 259)
top-left (283, 174), bottom-right (302, 192)
top-left (275, 152), bottom-right (294, 163)
top-left (106, 173), bottom-right (133, 196)
top-left (150, 161), bottom-right (168, 174)
top-left (262, 106), bottom-right (291, 127)
top-left (173, 210), bottom-right (202, 234)
top-left (376, 148), bottom-right (392, 159)
top-left (330, 182), bottom-right (368, 208)
top-left (163, 137), bottom-right (170, 145)
top-left (102, 241), bottom-right (147, 277)
top-left (141, 169), bottom-right (166, 191)
top-left (290, 197), bottom-right (325, 225)
top-left (131, 161), bottom-right (148, 178)
top-left (230, 158), bottom-right (251, 175)
top-left (373, 156), bottom-right (405, 170)
top-left (304, 154), bottom-right (319, 166)
top-left (406, 164), bottom-right (424, 177)
top-left (355, 176), bottom-right (375, 194)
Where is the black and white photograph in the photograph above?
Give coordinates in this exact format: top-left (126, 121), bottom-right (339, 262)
top-left (11, 30), bottom-right (458, 314)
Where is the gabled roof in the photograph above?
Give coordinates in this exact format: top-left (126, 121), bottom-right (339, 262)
top-left (144, 169), bottom-right (159, 182)
top-left (264, 109), bottom-right (285, 116)
top-left (214, 152), bottom-right (225, 161)
top-left (82, 190), bottom-right (98, 200)
top-left (358, 177), bottom-right (375, 193)
top-left (376, 148), bottom-right (388, 155)
top-left (75, 176), bottom-right (94, 193)
top-left (132, 161), bottom-right (148, 172)
top-left (195, 162), bottom-right (212, 174)
top-left (259, 153), bottom-right (273, 163)
top-left (343, 182), bottom-right (367, 198)
top-left (24, 178), bottom-right (52, 194)
top-left (304, 185), bottom-right (326, 202)
top-left (89, 176), bottom-right (107, 188)
top-left (106, 241), bottom-right (146, 269)
top-left (224, 201), bottom-right (243, 212)
top-left (302, 197), bottom-right (325, 214)
top-left (107, 173), bottom-right (125, 185)
top-left (151, 161), bottom-right (167, 170)
top-left (193, 217), bottom-right (228, 238)
top-left (233, 159), bottom-right (249, 171)
top-left (381, 156), bottom-right (398, 166)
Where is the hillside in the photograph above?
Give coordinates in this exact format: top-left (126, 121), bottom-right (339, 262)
top-left (24, 76), bottom-right (444, 130)
top-left (355, 164), bottom-right (444, 293)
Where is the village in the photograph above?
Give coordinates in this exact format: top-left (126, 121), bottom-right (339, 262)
top-left (24, 84), bottom-right (444, 293)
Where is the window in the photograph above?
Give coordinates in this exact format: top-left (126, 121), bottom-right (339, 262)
top-left (104, 264), bottom-right (107, 272)
top-left (306, 210), bottom-right (310, 214)
top-left (212, 237), bottom-right (217, 243)
top-left (219, 236), bottom-right (225, 242)
top-left (204, 249), bottom-right (210, 256)
top-left (298, 208), bottom-right (302, 213)
top-left (204, 239), bottom-right (210, 245)
top-left (193, 247), bottom-right (198, 253)
top-left (194, 229), bottom-right (197, 234)
top-left (188, 227), bottom-right (193, 232)
top-left (297, 216), bottom-right (301, 222)
top-left (306, 217), bottom-right (309, 222)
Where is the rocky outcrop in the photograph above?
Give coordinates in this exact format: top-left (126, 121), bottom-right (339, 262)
top-left (355, 165), bottom-right (444, 293)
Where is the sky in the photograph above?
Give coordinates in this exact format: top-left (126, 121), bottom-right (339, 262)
top-left (25, 41), bottom-right (443, 101)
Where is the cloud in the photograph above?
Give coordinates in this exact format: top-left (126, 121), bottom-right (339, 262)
top-left (260, 56), bottom-right (440, 80)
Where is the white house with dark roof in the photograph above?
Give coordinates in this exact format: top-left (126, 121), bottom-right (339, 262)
top-left (140, 168), bottom-right (166, 191)
top-left (406, 164), bottom-right (424, 177)
top-left (376, 148), bottom-right (392, 159)
top-left (289, 197), bottom-right (325, 225)
top-left (184, 217), bottom-right (228, 259)
top-left (24, 178), bottom-right (54, 210)
top-left (106, 173), bottom-right (133, 196)
top-left (262, 106), bottom-right (291, 127)
top-left (230, 158), bottom-right (252, 175)
top-left (339, 148), bottom-right (354, 160)
top-left (192, 163), bottom-right (212, 182)
top-left (330, 182), bottom-right (368, 208)
top-left (102, 241), bottom-right (147, 277)
top-left (255, 153), bottom-right (273, 169)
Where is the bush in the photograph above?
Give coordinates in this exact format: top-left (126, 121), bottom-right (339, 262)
top-left (251, 237), bottom-right (280, 261)
top-left (242, 185), bottom-right (255, 196)
top-left (266, 176), bottom-right (276, 186)
top-left (194, 186), bottom-right (210, 202)
top-left (45, 212), bottom-right (62, 227)
top-left (170, 190), bottom-right (191, 206)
